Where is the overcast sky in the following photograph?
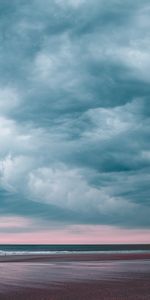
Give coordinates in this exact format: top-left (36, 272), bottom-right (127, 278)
top-left (0, 0), bottom-right (150, 243)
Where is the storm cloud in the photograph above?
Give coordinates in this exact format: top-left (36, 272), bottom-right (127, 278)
top-left (0, 0), bottom-right (150, 237)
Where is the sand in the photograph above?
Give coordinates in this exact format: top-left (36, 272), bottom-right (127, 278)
top-left (0, 253), bottom-right (150, 300)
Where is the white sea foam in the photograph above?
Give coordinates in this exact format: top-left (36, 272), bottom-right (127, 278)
top-left (0, 250), bottom-right (150, 256)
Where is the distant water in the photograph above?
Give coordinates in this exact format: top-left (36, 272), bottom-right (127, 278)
top-left (0, 244), bottom-right (150, 256)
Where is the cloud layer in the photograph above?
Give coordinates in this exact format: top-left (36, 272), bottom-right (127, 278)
top-left (0, 0), bottom-right (150, 240)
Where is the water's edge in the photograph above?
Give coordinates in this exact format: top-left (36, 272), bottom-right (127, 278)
top-left (0, 244), bottom-right (150, 256)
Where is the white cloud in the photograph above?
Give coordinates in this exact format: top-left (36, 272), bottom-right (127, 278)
top-left (81, 100), bottom-right (139, 141)
top-left (0, 154), bottom-right (34, 193)
top-left (28, 165), bottom-right (135, 214)
top-left (55, 0), bottom-right (86, 8)
top-left (141, 150), bottom-right (150, 161)
top-left (86, 2), bottom-right (150, 83)
top-left (0, 86), bottom-right (20, 114)
top-left (0, 116), bottom-right (35, 156)
top-left (117, 46), bottom-right (150, 81)
top-left (32, 33), bottom-right (83, 94)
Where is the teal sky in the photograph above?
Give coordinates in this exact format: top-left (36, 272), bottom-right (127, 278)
top-left (0, 0), bottom-right (150, 243)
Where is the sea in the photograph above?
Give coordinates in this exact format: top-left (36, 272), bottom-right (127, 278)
top-left (0, 244), bottom-right (150, 256)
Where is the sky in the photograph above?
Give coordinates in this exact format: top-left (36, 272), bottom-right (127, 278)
top-left (0, 0), bottom-right (150, 244)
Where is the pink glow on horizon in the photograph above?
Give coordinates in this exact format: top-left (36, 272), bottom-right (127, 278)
top-left (0, 225), bottom-right (150, 244)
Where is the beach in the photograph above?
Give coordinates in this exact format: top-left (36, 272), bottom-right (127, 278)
top-left (0, 253), bottom-right (150, 299)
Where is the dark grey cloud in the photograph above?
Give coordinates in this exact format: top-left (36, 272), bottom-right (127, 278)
top-left (0, 0), bottom-right (150, 232)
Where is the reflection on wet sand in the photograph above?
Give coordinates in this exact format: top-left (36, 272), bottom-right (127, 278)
top-left (0, 254), bottom-right (150, 299)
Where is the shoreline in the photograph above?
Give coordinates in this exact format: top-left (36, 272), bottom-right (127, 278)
top-left (0, 252), bottom-right (150, 262)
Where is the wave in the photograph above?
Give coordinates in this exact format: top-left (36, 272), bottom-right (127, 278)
top-left (0, 250), bottom-right (150, 256)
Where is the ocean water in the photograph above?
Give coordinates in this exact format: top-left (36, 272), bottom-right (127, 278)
top-left (0, 244), bottom-right (150, 256)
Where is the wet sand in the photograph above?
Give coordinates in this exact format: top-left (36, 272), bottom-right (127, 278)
top-left (0, 253), bottom-right (150, 299)
top-left (0, 252), bottom-right (150, 262)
